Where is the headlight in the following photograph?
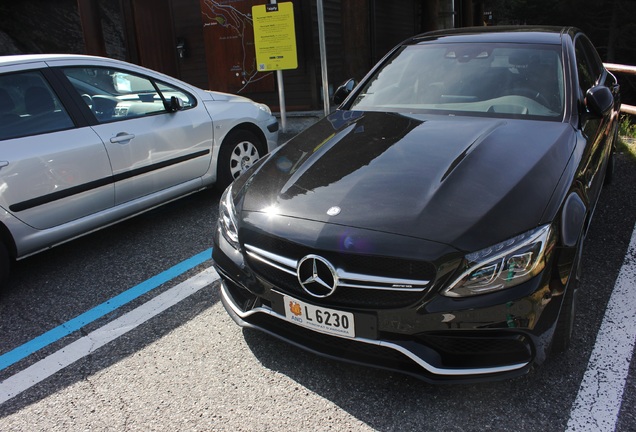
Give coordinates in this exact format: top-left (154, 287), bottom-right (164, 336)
top-left (219, 184), bottom-right (240, 250)
top-left (256, 103), bottom-right (272, 115)
top-left (443, 225), bottom-right (554, 297)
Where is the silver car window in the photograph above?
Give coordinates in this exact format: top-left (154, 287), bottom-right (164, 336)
top-left (61, 67), bottom-right (195, 123)
top-left (0, 71), bottom-right (74, 141)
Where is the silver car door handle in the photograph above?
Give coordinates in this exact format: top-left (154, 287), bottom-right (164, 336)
top-left (110, 133), bottom-right (135, 144)
top-left (0, 161), bottom-right (8, 170)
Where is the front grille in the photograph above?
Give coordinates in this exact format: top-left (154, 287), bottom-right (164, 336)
top-left (250, 258), bottom-right (426, 308)
top-left (245, 232), bottom-right (435, 281)
top-left (242, 232), bottom-right (436, 309)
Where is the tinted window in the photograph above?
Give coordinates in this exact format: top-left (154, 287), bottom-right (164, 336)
top-left (0, 71), bottom-right (74, 141)
top-left (349, 42), bottom-right (564, 120)
top-left (574, 36), bottom-right (602, 93)
top-left (61, 67), bottom-right (196, 123)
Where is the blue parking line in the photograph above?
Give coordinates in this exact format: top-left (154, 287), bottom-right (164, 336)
top-left (0, 248), bottom-right (213, 372)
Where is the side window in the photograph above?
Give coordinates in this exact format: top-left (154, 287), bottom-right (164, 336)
top-left (0, 71), bottom-right (74, 141)
top-left (574, 37), bottom-right (602, 94)
top-left (581, 37), bottom-right (603, 79)
top-left (156, 81), bottom-right (196, 109)
top-left (61, 67), bottom-right (195, 124)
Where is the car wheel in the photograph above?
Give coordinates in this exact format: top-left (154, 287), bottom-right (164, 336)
top-left (552, 279), bottom-right (578, 353)
top-left (552, 252), bottom-right (581, 353)
top-left (604, 128), bottom-right (618, 186)
top-left (0, 241), bottom-right (11, 292)
top-left (604, 150), bottom-right (616, 185)
top-left (216, 130), bottom-right (265, 191)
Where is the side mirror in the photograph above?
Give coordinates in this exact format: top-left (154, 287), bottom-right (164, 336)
top-left (585, 86), bottom-right (614, 117)
top-left (165, 96), bottom-right (184, 113)
top-left (332, 79), bottom-right (356, 105)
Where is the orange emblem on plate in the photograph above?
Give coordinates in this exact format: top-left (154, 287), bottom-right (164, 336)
top-left (289, 301), bottom-right (302, 316)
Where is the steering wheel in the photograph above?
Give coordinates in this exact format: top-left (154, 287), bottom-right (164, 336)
top-left (509, 87), bottom-right (550, 107)
top-left (81, 94), bottom-right (93, 110)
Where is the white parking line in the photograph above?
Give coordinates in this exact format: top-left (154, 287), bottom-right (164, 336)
top-left (0, 266), bottom-right (219, 405)
top-left (566, 223), bottom-right (636, 431)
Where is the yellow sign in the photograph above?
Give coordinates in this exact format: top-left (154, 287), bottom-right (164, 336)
top-left (252, 2), bottom-right (298, 71)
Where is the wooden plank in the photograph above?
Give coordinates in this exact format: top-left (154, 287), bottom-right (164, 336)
top-left (77, 0), bottom-right (107, 56)
top-left (621, 105), bottom-right (636, 115)
top-left (131, 0), bottom-right (179, 78)
top-left (603, 63), bottom-right (636, 115)
top-left (171, 0), bottom-right (208, 88)
top-left (604, 63), bottom-right (636, 74)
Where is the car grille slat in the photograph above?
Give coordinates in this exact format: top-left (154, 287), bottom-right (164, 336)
top-left (243, 235), bottom-right (436, 309)
top-left (246, 247), bottom-right (297, 276)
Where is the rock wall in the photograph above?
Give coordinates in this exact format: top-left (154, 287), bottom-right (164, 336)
top-left (0, 0), bottom-right (126, 59)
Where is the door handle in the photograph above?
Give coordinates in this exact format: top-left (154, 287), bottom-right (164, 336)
top-left (110, 133), bottom-right (135, 144)
top-left (0, 161), bottom-right (8, 170)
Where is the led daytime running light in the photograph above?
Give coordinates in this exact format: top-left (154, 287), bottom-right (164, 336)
top-left (444, 225), bottom-right (552, 297)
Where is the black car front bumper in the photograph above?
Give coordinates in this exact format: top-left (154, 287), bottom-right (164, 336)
top-left (212, 225), bottom-right (568, 383)
top-left (219, 276), bottom-right (537, 383)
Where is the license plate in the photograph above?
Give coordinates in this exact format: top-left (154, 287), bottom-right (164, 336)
top-left (283, 295), bottom-right (355, 338)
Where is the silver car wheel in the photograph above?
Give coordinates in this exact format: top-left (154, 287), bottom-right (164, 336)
top-left (229, 140), bottom-right (260, 180)
top-left (216, 129), bottom-right (265, 191)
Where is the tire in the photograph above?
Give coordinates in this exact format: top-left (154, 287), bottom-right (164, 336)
top-left (552, 248), bottom-right (582, 353)
top-left (551, 277), bottom-right (578, 353)
top-left (216, 130), bottom-right (265, 191)
top-left (0, 241), bottom-right (11, 293)
top-left (604, 126), bottom-right (619, 186)
top-left (604, 150), bottom-right (615, 185)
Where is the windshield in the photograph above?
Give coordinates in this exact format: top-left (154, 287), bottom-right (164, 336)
top-left (349, 42), bottom-right (564, 120)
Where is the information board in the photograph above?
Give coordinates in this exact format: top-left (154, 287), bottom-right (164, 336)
top-left (199, 0), bottom-right (275, 94)
top-left (252, 2), bottom-right (298, 71)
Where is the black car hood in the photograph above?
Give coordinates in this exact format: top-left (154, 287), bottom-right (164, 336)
top-left (241, 111), bottom-right (575, 252)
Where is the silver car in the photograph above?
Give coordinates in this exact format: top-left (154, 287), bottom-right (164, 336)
top-left (0, 54), bottom-right (279, 289)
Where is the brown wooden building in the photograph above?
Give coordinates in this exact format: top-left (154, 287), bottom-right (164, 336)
top-left (77, 0), bottom-right (486, 111)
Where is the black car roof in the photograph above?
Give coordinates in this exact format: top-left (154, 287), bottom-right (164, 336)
top-left (408, 26), bottom-right (575, 46)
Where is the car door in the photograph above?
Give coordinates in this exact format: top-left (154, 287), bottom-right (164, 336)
top-left (55, 64), bottom-right (213, 206)
top-left (0, 65), bottom-right (114, 231)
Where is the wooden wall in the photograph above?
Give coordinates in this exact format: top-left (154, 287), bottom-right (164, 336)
top-left (122, 0), bottom-right (425, 111)
top-left (171, 0), bottom-right (209, 89)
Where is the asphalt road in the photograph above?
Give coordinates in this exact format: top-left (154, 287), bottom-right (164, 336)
top-left (0, 146), bottom-right (634, 431)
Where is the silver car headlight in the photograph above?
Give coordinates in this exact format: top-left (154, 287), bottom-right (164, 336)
top-left (219, 184), bottom-right (240, 250)
top-left (256, 103), bottom-right (272, 115)
top-left (443, 225), bottom-right (554, 298)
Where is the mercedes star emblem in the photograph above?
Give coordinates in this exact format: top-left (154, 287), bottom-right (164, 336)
top-left (297, 255), bottom-right (338, 297)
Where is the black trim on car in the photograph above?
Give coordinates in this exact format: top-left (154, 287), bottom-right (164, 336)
top-left (267, 121), bottom-right (279, 133)
top-left (42, 68), bottom-right (93, 128)
top-left (9, 149), bottom-right (210, 212)
top-left (111, 149), bottom-right (209, 182)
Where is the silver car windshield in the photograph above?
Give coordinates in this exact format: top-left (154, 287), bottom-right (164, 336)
top-left (350, 43), bottom-right (565, 119)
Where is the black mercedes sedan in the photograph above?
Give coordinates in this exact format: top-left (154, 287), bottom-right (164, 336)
top-left (212, 26), bottom-right (621, 383)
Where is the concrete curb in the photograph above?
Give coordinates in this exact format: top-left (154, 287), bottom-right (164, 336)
top-left (275, 110), bottom-right (325, 143)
